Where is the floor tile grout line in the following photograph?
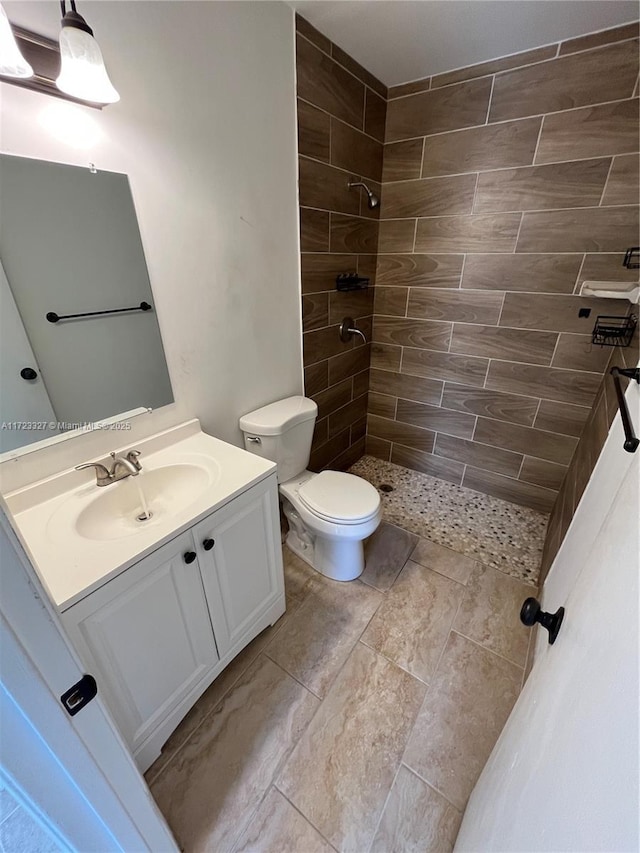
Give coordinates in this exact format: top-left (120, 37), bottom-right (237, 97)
top-left (400, 758), bottom-right (465, 814)
top-left (147, 595), bottom-right (311, 786)
top-left (450, 627), bottom-right (527, 670)
top-left (358, 637), bottom-right (431, 689)
top-left (400, 761), bottom-right (464, 814)
top-left (273, 784), bottom-right (341, 852)
top-left (365, 761), bottom-right (403, 853)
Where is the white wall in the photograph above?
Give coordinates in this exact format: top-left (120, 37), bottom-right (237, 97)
top-left (0, 0), bottom-right (302, 490)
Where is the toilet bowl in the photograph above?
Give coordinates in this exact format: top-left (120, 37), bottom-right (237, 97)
top-left (239, 396), bottom-right (381, 581)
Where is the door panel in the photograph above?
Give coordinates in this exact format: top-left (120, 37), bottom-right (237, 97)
top-left (62, 531), bottom-right (218, 750)
top-left (456, 382), bottom-right (639, 852)
top-left (194, 477), bottom-right (284, 656)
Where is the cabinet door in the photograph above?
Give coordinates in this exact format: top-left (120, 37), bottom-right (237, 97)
top-left (193, 476), bottom-right (284, 656)
top-left (62, 531), bottom-right (218, 753)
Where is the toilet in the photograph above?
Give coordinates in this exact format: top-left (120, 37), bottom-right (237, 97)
top-left (239, 396), bottom-right (381, 581)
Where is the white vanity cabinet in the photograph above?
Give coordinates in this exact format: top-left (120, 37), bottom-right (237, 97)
top-left (192, 479), bottom-right (283, 657)
top-left (61, 474), bottom-right (285, 771)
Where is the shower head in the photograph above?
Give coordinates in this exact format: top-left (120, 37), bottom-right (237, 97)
top-left (348, 180), bottom-right (380, 210)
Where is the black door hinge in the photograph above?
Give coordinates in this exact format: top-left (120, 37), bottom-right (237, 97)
top-left (60, 674), bottom-right (98, 716)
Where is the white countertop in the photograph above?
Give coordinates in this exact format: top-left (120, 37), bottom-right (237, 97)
top-left (4, 420), bottom-right (276, 611)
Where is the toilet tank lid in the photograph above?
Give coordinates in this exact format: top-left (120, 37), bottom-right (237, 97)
top-left (239, 396), bottom-right (318, 436)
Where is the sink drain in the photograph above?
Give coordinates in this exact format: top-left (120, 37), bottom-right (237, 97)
top-left (379, 483), bottom-right (394, 493)
top-left (136, 511), bottom-right (153, 522)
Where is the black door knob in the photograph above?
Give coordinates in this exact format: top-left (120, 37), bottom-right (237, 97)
top-left (20, 367), bottom-right (38, 381)
top-left (520, 597), bottom-right (564, 645)
top-left (203, 538), bottom-right (215, 551)
top-left (183, 551), bottom-right (197, 564)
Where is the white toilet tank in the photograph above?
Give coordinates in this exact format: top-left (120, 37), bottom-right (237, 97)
top-left (239, 396), bottom-right (318, 483)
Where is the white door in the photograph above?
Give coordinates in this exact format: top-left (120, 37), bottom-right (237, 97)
top-left (455, 378), bottom-right (640, 852)
top-left (0, 505), bottom-right (178, 851)
top-left (0, 260), bottom-right (59, 452)
top-left (62, 530), bottom-right (218, 756)
top-left (193, 476), bottom-right (284, 656)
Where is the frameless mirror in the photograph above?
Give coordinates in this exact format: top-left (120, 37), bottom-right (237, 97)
top-left (0, 154), bottom-right (174, 454)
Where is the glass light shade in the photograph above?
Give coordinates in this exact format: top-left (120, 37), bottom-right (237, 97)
top-left (56, 25), bottom-right (119, 104)
top-left (0, 4), bottom-right (33, 78)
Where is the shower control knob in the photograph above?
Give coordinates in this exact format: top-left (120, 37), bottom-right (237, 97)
top-left (20, 367), bottom-right (38, 381)
top-left (183, 551), bottom-right (197, 564)
top-left (520, 597), bottom-right (565, 645)
top-left (203, 539), bottom-right (215, 551)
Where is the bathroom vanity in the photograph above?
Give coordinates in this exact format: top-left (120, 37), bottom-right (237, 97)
top-left (4, 421), bottom-right (285, 771)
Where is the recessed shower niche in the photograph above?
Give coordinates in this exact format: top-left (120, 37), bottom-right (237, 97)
top-left (0, 154), bottom-right (174, 452)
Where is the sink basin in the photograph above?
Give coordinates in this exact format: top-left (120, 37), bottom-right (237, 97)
top-left (51, 463), bottom-right (212, 542)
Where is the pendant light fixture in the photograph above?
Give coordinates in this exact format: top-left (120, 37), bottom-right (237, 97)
top-left (0, 3), bottom-right (33, 78)
top-left (56, 0), bottom-right (119, 104)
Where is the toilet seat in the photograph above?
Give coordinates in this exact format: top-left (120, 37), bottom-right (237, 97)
top-left (297, 470), bottom-right (380, 525)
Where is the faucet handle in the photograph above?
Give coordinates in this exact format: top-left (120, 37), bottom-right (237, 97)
top-left (75, 461), bottom-right (113, 485)
top-left (126, 449), bottom-right (143, 471)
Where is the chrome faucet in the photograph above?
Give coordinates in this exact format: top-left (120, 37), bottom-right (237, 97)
top-left (76, 450), bottom-right (142, 487)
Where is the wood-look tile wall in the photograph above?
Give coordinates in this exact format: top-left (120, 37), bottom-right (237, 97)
top-left (539, 332), bottom-right (639, 584)
top-left (296, 14), bottom-right (387, 471)
top-left (367, 22), bottom-right (640, 512)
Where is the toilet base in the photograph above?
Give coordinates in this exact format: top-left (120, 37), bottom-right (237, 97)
top-left (285, 528), bottom-right (365, 582)
top-left (282, 504), bottom-right (366, 582)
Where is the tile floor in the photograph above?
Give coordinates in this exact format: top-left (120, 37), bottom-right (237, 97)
top-left (0, 784), bottom-right (61, 853)
top-left (349, 456), bottom-right (549, 585)
top-left (148, 519), bottom-right (534, 853)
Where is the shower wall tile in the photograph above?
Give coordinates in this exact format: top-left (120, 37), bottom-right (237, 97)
top-left (450, 324), bottom-right (558, 364)
top-left (401, 348), bottom-right (489, 387)
top-left (473, 418), bottom-right (578, 465)
top-left (370, 24), bottom-right (639, 512)
top-left (535, 98), bottom-right (640, 164)
top-left (414, 213), bottom-right (521, 253)
top-left (295, 16), bottom-right (640, 513)
top-left (296, 17), bottom-right (387, 470)
top-left (541, 331), bottom-right (638, 584)
top-left (558, 21), bottom-right (639, 55)
top-left (370, 367), bottom-right (443, 405)
top-left (365, 89), bottom-right (387, 142)
top-left (382, 139), bottom-right (423, 182)
top-left (382, 174), bottom-right (476, 218)
top-left (386, 77), bottom-right (492, 141)
top-left (473, 158), bottom-right (611, 213)
top-left (330, 119), bottom-right (383, 181)
top-left (407, 289), bottom-right (504, 324)
top-left (600, 153), bottom-right (640, 205)
top-left (440, 384), bottom-right (539, 427)
top-left (297, 98), bottom-right (330, 162)
top-left (329, 214), bottom-right (379, 253)
top-left (421, 117), bottom-right (541, 177)
top-left (515, 205), bottom-right (640, 253)
top-left (373, 316), bottom-right (452, 350)
top-left (296, 34), bottom-right (365, 128)
top-left (300, 208), bottom-right (329, 252)
top-left (376, 254), bottom-right (463, 288)
top-left (461, 253), bottom-right (582, 293)
top-left (430, 44), bottom-right (558, 88)
top-left (378, 220), bottom-right (416, 252)
top-left (488, 39), bottom-right (638, 122)
top-left (533, 399), bottom-right (591, 438)
top-left (368, 415), bottom-right (436, 452)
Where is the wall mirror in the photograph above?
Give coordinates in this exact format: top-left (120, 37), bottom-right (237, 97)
top-left (0, 154), bottom-right (174, 454)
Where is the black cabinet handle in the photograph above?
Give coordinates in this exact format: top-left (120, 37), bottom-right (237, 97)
top-left (183, 551), bottom-right (197, 564)
top-left (20, 367), bottom-right (38, 381)
top-left (203, 538), bottom-right (215, 551)
top-left (520, 597), bottom-right (564, 645)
